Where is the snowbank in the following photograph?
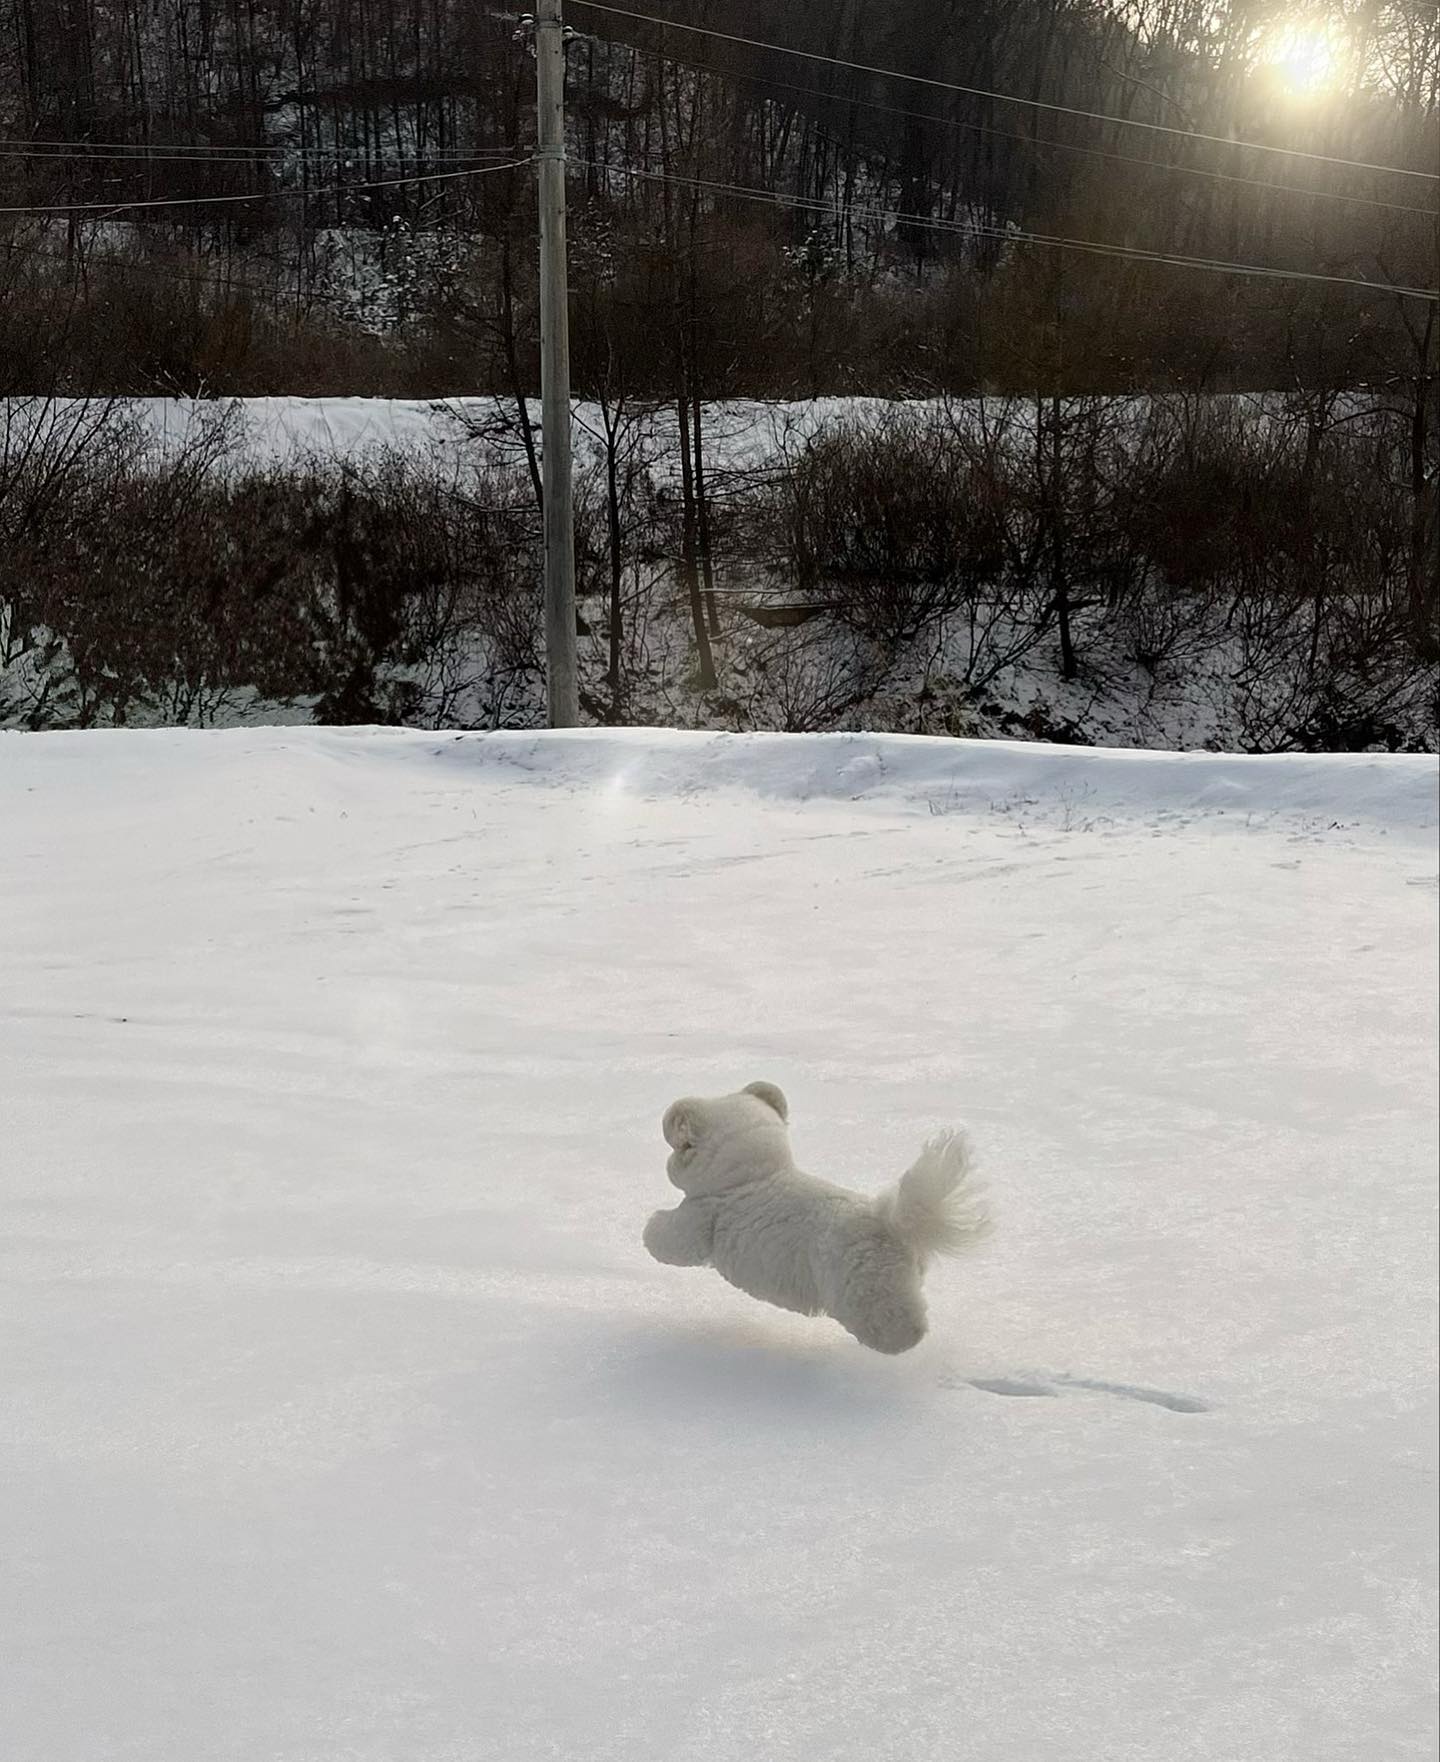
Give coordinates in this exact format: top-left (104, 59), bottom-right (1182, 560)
top-left (19, 723), bottom-right (1435, 836)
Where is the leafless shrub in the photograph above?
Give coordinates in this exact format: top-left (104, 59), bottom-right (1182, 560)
top-left (1118, 396), bottom-right (1436, 750)
top-left (719, 621), bottom-right (889, 733)
top-left (769, 411), bottom-right (1004, 645)
top-left (0, 425), bottom-right (547, 730)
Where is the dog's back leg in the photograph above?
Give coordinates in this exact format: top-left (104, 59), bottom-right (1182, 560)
top-left (827, 1244), bottom-right (928, 1355)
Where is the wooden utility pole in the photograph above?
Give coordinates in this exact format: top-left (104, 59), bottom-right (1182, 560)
top-left (535, 0), bottom-right (579, 726)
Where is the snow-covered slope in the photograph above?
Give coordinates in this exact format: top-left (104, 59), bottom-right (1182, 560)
top-left (122, 393), bottom-right (907, 470)
top-left (2, 729), bottom-right (1436, 1762)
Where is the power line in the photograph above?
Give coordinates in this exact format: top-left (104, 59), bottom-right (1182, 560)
top-left (641, 45), bottom-right (1438, 218)
top-left (568, 0), bottom-right (1440, 182)
top-left (7, 153), bottom-right (1429, 306)
top-left (0, 157), bottom-right (531, 216)
top-left (11, 84), bottom-right (1430, 217)
top-left (12, 154), bottom-right (1428, 316)
top-left (0, 244), bottom-right (356, 308)
top-left (578, 156), bottom-right (1440, 300)
top-left (1, 140), bottom-right (523, 163)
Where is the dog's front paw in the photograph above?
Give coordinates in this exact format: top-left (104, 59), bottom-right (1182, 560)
top-left (642, 1210), bottom-right (674, 1262)
top-left (643, 1206), bottom-right (711, 1268)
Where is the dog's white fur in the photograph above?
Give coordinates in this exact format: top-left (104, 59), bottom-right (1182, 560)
top-left (643, 1082), bottom-right (991, 1355)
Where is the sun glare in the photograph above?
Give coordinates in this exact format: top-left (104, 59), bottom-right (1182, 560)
top-left (1258, 20), bottom-right (1346, 98)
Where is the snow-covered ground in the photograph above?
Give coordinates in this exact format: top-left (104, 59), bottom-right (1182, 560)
top-left (7, 392), bottom-right (890, 473)
top-left (19, 390), bottom-right (1298, 474)
top-left (76, 388), bottom-right (1398, 477)
top-left (2, 728), bottom-right (1437, 1761)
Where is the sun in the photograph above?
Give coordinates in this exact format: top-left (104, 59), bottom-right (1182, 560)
top-left (1257, 20), bottom-right (1347, 98)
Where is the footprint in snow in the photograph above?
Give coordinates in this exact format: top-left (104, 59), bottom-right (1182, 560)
top-left (966, 1377), bottom-right (1059, 1399)
top-left (958, 1374), bottom-right (1212, 1414)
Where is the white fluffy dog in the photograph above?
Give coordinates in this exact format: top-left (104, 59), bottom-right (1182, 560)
top-left (643, 1081), bottom-right (991, 1354)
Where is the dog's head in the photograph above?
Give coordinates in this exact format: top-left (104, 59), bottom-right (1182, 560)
top-left (661, 1081), bottom-right (791, 1196)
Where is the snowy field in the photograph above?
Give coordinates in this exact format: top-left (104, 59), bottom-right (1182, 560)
top-left (15, 390), bottom-right (1305, 475)
top-left (8, 393), bottom-right (897, 474)
top-left (2, 727), bottom-right (1437, 1762)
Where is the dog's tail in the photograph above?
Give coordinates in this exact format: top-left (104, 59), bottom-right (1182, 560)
top-left (874, 1129), bottom-right (992, 1262)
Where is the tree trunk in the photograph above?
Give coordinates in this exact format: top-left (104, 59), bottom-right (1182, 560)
top-left (603, 401), bottom-right (624, 700)
top-left (691, 387), bottom-right (720, 638)
top-left (1048, 396), bottom-right (1078, 681)
top-left (675, 395), bottom-right (716, 691)
top-left (1406, 309), bottom-right (1438, 649)
top-left (499, 235), bottom-right (544, 515)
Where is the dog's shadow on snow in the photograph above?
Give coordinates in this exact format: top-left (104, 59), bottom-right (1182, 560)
top-left (585, 1321), bottom-right (1216, 1430)
top-left (598, 1317), bottom-right (933, 1433)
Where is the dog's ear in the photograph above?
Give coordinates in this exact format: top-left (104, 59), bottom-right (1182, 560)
top-left (743, 1080), bottom-right (788, 1122)
top-left (663, 1100), bottom-right (700, 1149)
